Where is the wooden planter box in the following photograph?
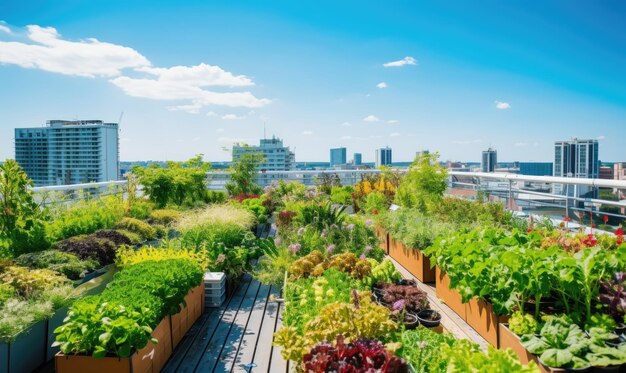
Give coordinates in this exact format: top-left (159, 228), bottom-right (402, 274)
top-left (388, 237), bottom-right (435, 283)
top-left (0, 320), bottom-right (46, 373)
top-left (435, 267), bottom-right (466, 320)
top-left (498, 324), bottom-right (550, 373)
top-left (465, 297), bottom-right (508, 348)
top-left (172, 283), bottom-right (204, 348)
top-left (375, 226), bottom-right (389, 254)
top-left (56, 315), bottom-right (172, 373)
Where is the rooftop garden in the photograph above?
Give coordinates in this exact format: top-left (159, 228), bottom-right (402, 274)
top-left (0, 152), bottom-right (624, 372)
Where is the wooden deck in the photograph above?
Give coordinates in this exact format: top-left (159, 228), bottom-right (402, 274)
top-left (163, 274), bottom-right (289, 373)
top-left (387, 256), bottom-right (489, 349)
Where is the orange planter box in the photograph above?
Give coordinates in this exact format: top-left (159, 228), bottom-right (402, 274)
top-left (465, 297), bottom-right (508, 347)
top-left (55, 316), bottom-right (172, 373)
top-left (375, 226), bottom-right (389, 254)
top-left (388, 237), bottom-right (435, 283)
top-left (435, 266), bottom-right (466, 320)
top-left (498, 324), bottom-right (549, 373)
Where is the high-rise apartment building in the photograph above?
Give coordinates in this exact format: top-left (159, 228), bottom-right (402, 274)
top-left (519, 162), bottom-right (553, 176)
top-left (481, 148), bottom-right (497, 173)
top-left (14, 120), bottom-right (119, 186)
top-left (330, 147), bottom-right (347, 167)
top-left (232, 136), bottom-right (295, 171)
top-left (375, 147), bottom-right (392, 167)
top-left (353, 153), bottom-right (362, 165)
top-left (553, 138), bottom-right (599, 197)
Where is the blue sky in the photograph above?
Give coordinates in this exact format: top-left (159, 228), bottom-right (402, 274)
top-left (1, 0), bottom-right (625, 162)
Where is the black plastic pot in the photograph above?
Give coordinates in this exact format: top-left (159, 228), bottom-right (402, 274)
top-left (395, 279), bottom-right (417, 287)
top-left (615, 323), bottom-right (626, 335)
top-left (593, 365), bottom-right (620, 372)
top-left (417, 309), bottom-right (441, 328)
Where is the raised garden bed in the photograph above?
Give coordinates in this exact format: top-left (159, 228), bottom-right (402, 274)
top-left (388, 235), bottom-right (435, 283)
top-left (375, 226), bottom-right (389, 254)
top-left (0, 320), bottom-right (46, 373)
top-left (435, 266), bottom-right (466, 321)
top-left (498, 323), bottom-right (548, 372)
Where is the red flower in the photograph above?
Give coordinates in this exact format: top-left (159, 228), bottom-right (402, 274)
top-left (583, 234), bottom-right (598, 247)
top-left (603, 215), bottom-right (609, 223)
top-left (577, 212), bottom-right (584, 219)
top-left (372, 209), bottom-right (379, 215)
top-left (526, 228), bottom-right (533, 233)
top-left (564, 216), bottom-right (572, 222)
top-left (615, 228), bottom-right (624, 237)
top-left (592, 224), bottom-right (596, 228)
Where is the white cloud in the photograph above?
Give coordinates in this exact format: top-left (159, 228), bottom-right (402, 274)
top-left (302, 130), bottom-right (313, 135)
top-left (341, 135), bottom-right (352, 140)
top-left (167, 103), bottom-right (202, 114)
top-left (495, 100), bottom-right (511, 110)
top-left (597, 135), bottom-right (606, 140)
top-left (390, 132), bottom-right (400, 137)
top-left (135, 63), bottom-right (253, 87)
top-left (0, 25), bottom-right (11, 34)
top-left (387, 119), bottom-right (398, 124)
top-left (363, 115), bottom-right (380, 122)
top-left (376, 82), bottom-right (387, 89)
top-left (216, 128), bottom-right (224, 133)
top-left (0, 25), bottom-right (150, 77)
top-left (452, 139), bottom-right (482, 144)
top-left (341, 122), bottom-right (351, 127)
top-left (206, 111), bottom-right (218, 117)
top-left (383, 56), bottom-right (417, 67)
top-left (221, 113), bottom-right (245, 120)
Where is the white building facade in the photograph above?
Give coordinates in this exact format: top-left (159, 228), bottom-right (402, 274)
top-left (232, 136), bottom-right (295, 171)
top-left (15, 120), bottom-right (119, 186)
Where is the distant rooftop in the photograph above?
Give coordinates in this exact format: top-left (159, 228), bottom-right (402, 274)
top-left (46, 120), bottom-right (117, 127)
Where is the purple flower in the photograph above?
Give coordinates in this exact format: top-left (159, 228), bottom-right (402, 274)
top-left (288, 243), bottom-right (301, 254)
top-left (392, 299), bottom-right (405, 311)
top-left (365, 219), bottom-right (373, 226)
top-left (364, 245), bottom-right (373, 252)
top-left (347, 223), bottom-right (355, 231)
top-left (326, 244), bottom-right (336, 254)
top-left (360, 254), bottom-right (366, 260)
top-left (274, 238), bottom-right (282, 246)
top-left (297, 227), bottom-right (305, 236)
top-left (321, 229), bottom-right (327, 238)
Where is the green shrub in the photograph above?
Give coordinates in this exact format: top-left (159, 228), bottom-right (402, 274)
top-left (116, 218), bottom-right (156, 241)
top-left (0, 159), bottom-right (49, 257)
top-left (0, 266), bottom-right (70, 297)
top-left (46, 195), bottom-right (125, 242)
top-left (54, 259), bottom-right (203, 357)
top-left (206, 191), bottom-right (227, 204)
top-left (0, 283), bottom-right (15, 306)
top-left (330, 186), bottom-right (353, 205)
top-left (93, 229), bottom-right (133, 246)
top-left (363, 191), bottom-right (387, 214)
top-left (241, 198), bottom-right (267, 221)
top-left (14, 250), bottom-right (99, 280)
top-left (127, 199), bottom-right (154, 220)
top-left (55, 235), bottom-right (118, 266)
top-left (115, 229), bottom-right (142, 244)
top-left (149, 209), bottom-right (181, 225)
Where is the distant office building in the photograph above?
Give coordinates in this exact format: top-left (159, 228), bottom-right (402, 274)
top-left (330, 147), bottom-right (347, 167)
top-left (519, 162), bottom-right (553, 176)
top-left (481, 148), bottom-right (497, 173)
top-left (375, 147), bottom-right (392, 167)
top-left (15, 120), bottom-right (119, 186)
top-left (553, 138), bottom-right (599, 197)
top-left (232, 136), bottom-right (295, 171)
top-left (600, 166), bottom-right (614, 180)
top-left (353, 153), bottom-right (362, 165)
top-left (416, 150), bottom-right (430, 159)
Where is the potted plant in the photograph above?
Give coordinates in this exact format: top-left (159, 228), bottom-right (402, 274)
top-left (417, 309), bottom-right (441, 328)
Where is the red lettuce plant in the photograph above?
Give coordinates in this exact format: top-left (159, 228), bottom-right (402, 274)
top-left (599, 272), bottom-right (626, 322)
top-left (377, 282), bottom-right (429, 313)
top-left (302, 335), bottom-right (407, 372)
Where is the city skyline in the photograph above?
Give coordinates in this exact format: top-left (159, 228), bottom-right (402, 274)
top-left (1, 1), bottom-right (625, 163)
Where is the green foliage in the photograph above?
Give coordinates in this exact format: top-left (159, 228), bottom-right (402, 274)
top-left (46, 195), bottom-right (125, 242)
top-left (226, 152), bottom-right (263, 196)
top-left (241, 198), bottom-right (267, 221)
top-left (330, 186), bottom-right (354, 205)
top-left (148, 209), bottom-right (181, 225)
top-left (54, 259), bottom-right (203, 358)
top-left (253, 239), bottom-right (296, 285)
top-left (399, 327), bottom-right (469, 373)
top-left (297, 202), bottom-right (346, 231)
top-left (55, 234), bottom-right (119, 266)
top-left (133, 155), bottom-right (211, 208)
top-left (360, 259), bottom-right (402, 288)
top-left (206, 190), bottom-right (227, 204)
top-left (0, 266), bottom-right (70, 297)
top-left (116, 217), bottom-right (156, 241)
top-left (0, 298), bottom-right (54, 342)
top-left (446, 345), bottom-right (539, 373)
top-left (508, 311), bottom-right (539, 336)
top-left (0, 283), bottom-right (15, 306)
top-left (127, 199), bottom-right (154, 220)
top-left (382, 208), bottom-right (456, 250)
top-left (0, 159), bottom-right (49, 257)
top-left (394, 152), bottom-right (448, 210)
top-left (316, 173), bottom-right (341, 195)
top-left (14, 249), bottom-right (98, 280)
top-left (363, 191), bottom-right (387, 214)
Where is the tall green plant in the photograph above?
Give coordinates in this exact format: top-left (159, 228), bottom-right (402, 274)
top-left (226, 152), bottom-right (263, 196)
top-left (0, 159), bottom-right (49, 257)
top-left (394, 152), bottom-right (448, 211)
top-left (133, 155), bottom-right (211, 208)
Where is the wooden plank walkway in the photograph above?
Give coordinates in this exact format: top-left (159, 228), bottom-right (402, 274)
top-left (163, 274), bottom-right (288, 373)
top-left (386, 256), bottom-right (489, 350)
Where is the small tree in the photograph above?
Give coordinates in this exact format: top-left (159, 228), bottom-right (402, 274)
top-left (0, 159), bottom-right (49, 257)
top-left (133, 155), bottom-right (211, 208)
top-left (226, 152), bottom-right (264, 196)
top-left (394, 152), bottom-right (448, 211)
